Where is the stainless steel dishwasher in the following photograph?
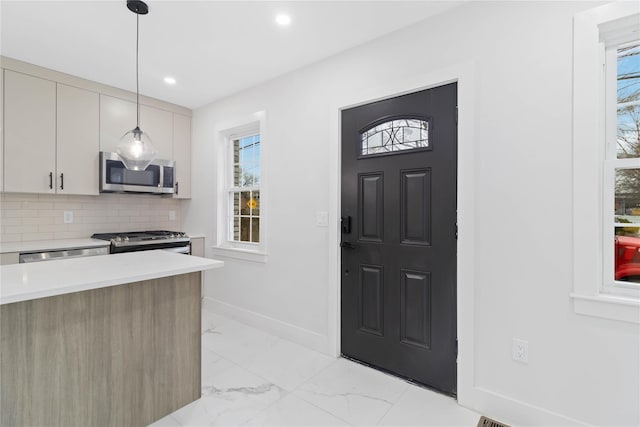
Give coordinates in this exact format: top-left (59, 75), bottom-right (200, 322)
top-left (19, 247), bottom-right (109, 263)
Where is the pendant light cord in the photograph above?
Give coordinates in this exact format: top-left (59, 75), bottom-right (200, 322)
top-left (136, 13), bottom-right (140, 128)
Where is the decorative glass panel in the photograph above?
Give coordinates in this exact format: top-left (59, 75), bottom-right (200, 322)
top-left (361, 118), bottom-right (429, 156)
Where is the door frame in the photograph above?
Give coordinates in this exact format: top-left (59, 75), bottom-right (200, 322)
top-left (328, 62), bottom-right (476, 406)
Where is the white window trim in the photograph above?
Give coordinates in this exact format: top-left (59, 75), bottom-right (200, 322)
top-left (572, 2), bottom-right (640, 323)
top-left (603, 42), bottom-right (640, 298)
top-left (212, 111), bottom-right (268, 263)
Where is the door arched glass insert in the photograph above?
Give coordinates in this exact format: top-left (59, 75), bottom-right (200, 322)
top-left (360, 118), bottom-right (431, 156)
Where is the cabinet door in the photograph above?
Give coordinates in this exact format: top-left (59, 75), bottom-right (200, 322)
top-left (57, 84), bottom-right (99, 195)
top-left (4, 70), bottom-right (56, 193)
top-left (100, 95), bottom-right (173, 160)
top-left (140, 105), bottom-right (173, 160)
top-left (173, 113), bottom-right (191, 199)
top-left (99, 94), bottom-right (136, 154)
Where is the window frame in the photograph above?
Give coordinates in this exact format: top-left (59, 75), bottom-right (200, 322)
top-left (212, 113), bottom-right (268, 263)
top-left (571, 2), bottom-right (640, 323)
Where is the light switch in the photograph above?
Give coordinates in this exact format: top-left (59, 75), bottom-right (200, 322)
top-left (316, 211), bottom-right (328, 227)
top-left (63, 211), bottom-right (73, 224)
top-left (169, 211), bottom-right (176, 221)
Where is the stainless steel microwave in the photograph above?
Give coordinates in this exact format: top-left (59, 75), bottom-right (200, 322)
top-left (99, 152), bottom-right (175, 194)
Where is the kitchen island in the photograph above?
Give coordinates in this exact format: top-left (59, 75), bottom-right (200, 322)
top-left (0, 250), bottom-right (223, 427)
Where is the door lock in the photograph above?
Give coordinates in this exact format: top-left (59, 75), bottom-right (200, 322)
top-left (341, 216), bottom-right (352, 234)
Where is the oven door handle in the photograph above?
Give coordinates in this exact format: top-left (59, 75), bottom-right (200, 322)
top-left (162, 246), bottom-right (191, 255)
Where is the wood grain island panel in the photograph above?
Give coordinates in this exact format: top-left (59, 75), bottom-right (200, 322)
top-left (0, 272), bottom-right (201, 427)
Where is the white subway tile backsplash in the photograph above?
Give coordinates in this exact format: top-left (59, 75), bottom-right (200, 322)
top-left (23, 217), bottom-right (54, 225)
top-left (37, 224), bottom-right (69, 233)
top-left (81, 217), bottom-right (108, 224)
top-left (5, 225), bottom-right (38, 234)
top-left (2, 217), bottom-right (22, 226)
top-left (3, 210), bottom-right (38, 218)
top-left (22, 202), bottom-right (54, 210)
top-left (0, 202), bottom-right (21, 209)
top-left (53, 231), bottom-right (83, 240)
top-left (22, 232), bottom-right (55, 241)
top-left (0, 193), bottom-right (182, 243)
top-left (1, 234), bottom-right (21, 243)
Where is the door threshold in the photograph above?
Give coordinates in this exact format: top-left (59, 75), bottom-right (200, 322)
top-left (340, 353), bottom-right (457, 399)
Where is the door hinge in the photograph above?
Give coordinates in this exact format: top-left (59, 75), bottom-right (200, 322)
top-left (455, 339), bottom-right (458, 358)
top-left (455, 106), bottom-right (458, 124)
top-left (455, 222), bottom-right (458, 240)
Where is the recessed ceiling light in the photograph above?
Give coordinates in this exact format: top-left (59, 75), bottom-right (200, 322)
top-left (164, 76), bottom-right (176, 85)
top-left (275, 14), bottom-right (291, 26)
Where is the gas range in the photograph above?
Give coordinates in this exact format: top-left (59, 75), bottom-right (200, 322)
top-left (91, 230), bottom-right (191, 254)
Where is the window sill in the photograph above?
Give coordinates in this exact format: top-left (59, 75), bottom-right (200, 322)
top-left (210, 246), bottom-right (268, 263)
top-left (570, 292), bottom-right (640, 324)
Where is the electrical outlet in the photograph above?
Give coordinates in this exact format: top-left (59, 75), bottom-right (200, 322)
top-left (512, 339), bottom-right (529, 364)
top-left (63, 211), bottom-right (73, 224)
top-left (169, 211), bottom-right (176, 221)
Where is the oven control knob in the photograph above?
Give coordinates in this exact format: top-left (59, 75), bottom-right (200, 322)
top-left (114, 236), bottom-right (122, 243)
top-left (123, 236), bottom-right (129, 242)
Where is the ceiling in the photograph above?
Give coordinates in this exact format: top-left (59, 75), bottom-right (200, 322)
top-left (1, 1), bottom-right (463, 109)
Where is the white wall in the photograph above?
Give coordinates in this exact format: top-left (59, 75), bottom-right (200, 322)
top-left (185, 2), bottom-right (640, 425)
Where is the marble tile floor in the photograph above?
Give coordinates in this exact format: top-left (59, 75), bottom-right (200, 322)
top-left (149, 309), bottom-right (480, 427)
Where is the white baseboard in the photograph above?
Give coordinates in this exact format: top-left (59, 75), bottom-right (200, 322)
top-left (467, 386), bottom-right (589, 427)
top-left (202, 297), bottom-right (331, 355)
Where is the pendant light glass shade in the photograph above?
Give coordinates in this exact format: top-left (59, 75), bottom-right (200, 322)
top-left (117, 126), bottom-right (157, 171)
top-left (119, 0), bottom-right (155, 171)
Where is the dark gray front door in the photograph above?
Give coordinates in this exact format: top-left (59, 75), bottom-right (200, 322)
top-left (340, 83), bottom-right (457, 395)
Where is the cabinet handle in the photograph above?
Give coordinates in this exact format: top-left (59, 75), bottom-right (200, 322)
top-left (175, 182), bottom-right (179, 195)
top-left (60, 173), bottom-right (64, 190)
top-left (49, 172), bottom-right (53, 189)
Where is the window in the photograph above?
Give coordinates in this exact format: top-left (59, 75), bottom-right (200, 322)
top-left (572, 3), bottom-right (640, 323)
top-left (213, 112), bottom-right (267, 262)
top-left (605, 41), bottom-right (640, 293)
top-left (228, 134), bottom-right (261, 244)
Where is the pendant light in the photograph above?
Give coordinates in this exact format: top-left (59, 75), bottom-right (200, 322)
top-left (117, 0), bottom-right (157, 171)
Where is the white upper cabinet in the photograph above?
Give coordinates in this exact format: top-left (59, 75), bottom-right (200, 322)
top-left (56, 83), bottom-right (99, 195)
top-left (4, 70), bottom-right (56, 193)
top-left (173, 113), bottom-right (191, 199)
top-left (100, 94), bottom-right (173, 160)
top-left (99, 94), bottom-right (136, 154)
top-left (4, 71), bottom-right (100, 195)
top-left (140, 104), bottom-right (173, 160)
top-left (2, 59), bottom-right (192, 197)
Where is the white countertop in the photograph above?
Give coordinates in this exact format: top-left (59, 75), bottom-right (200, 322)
top-left (0, 250), bottom-right (224, 305)
top-left (0, 238), bottom-right (110, 254)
